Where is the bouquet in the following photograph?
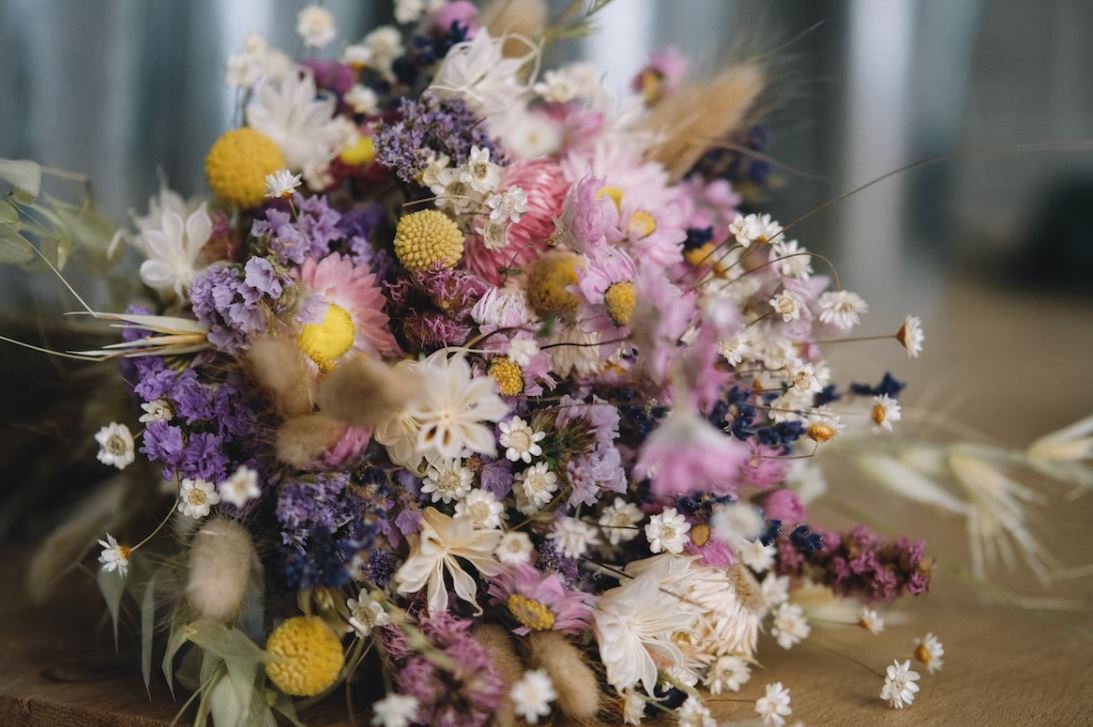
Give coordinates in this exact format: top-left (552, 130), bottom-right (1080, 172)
top-left (4, 2), bottom-right (1089, 725)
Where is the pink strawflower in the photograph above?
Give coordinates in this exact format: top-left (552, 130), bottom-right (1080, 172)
top-left (629, 263), bottom-right (696, 383)
top-left (739, 440), bottom-right (792, 488)
top-left (317, 425), bottom-right (372, 468)
top-left (557, 175), bottom-right (621, 252)
top-left (298, 252), bottom-right (397, 356)
top-left (487, 563), bottom-right (593, 636)
top-left (635, 405), bottom-right (748, 499)
top-left (684, 526), bottom-right (736, 567)
top-left (464, 159), bottom-right (568, 286)
top-left (757, 488), bottom-right (805, 524)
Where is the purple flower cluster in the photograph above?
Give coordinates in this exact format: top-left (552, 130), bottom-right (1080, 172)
top-left (386, 264), bottom-right (489, 351)
top-left (374, 94), bottom-right (503, 184)
top-left (252, 194), bottom-right (343, 265)
top-left (775, 525), bottom-right (932, 603)
top-left (383, 612), bottom-right (503, 727)
top-left (553, 395), bottom-right (626, 507)
top-left (189, 258), bottom-right (289, 353)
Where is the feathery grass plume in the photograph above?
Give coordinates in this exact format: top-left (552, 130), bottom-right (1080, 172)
top-left (474, 624), bottom-right (523, 727)
top-left (246, 335), bottom-right (316, 417)
top-left (186, 518), bottom-right (256, 622)
top-left (526, 630), bottom-right (600, 722)
top-left (276, 413), bottom-right (348, 467)
top-left (639, 63), bottom-right (765, 180)
top-left (27, 475), bottom-right (129, 602)
top-left (481, 0), bottom-right (548, 56)
top-left (315, 355), bottom-right (420, 430)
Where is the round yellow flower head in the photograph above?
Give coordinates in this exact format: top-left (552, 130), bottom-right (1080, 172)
top-left (488, 357), bottom-right (524, 397)
top-left (507, 594), bottom-right (555, 631)
top-left (205, 127), bottom-right (286, 209)
top-left (526, 251), bottom-right (583, 321)
top-left (603, 281), bottom-right (637, 327)
top-left (339, 135), bottom-right (375, 166)
top-left (394, 209), bottom-right (464, 271)
top-left (264, 616), bottom-right (344, 697)
top-left (297, 303), bottom-right (355, 372)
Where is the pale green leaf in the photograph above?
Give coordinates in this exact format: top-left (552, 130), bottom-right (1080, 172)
top-left (139, 572), bottom-right (158, 695)
top-left (162, 605), bottom-right (190, 698)
top-left (96, 566), bottom-right (126, 650)
top-left (0, 200), bottom-right (17, 225)
top-left (185, 620), bottom-right (270, 663)
top-left (0, 225), bottom-right (34, 265)
top-left (0, 158), bottom-right (42, 202)
top-left (44, 194), bottom-right (116, 256)
top-left (272, 696), bottom-right (308, 727)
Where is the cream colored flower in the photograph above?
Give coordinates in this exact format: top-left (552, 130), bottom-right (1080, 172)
top-left (139, 204), bottom-right (212, 298)
top-left (247, 70), bottom-right (343, 171)
top-left (95, 422), bottom-right (135, 469)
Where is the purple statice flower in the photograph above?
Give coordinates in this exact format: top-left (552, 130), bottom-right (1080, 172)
top-left (565, 445), bottom-right (626, 508)
top-left (477, 457), bottom-right (513, 498)
top-left (555, 394), bottom-right (620, 446)
top-left (180, 432), bottom-right (230, 483)
top-left (252, 194), bottom-right (343, 265)
top-left (337, 203), bottom-right (386, 263)
top-left (243, 257), bottom-right (283, 297)
top-left (536, 539), bottom-right (581, 588)
top-left (374, 94), bottom-right (504, 184)
top-left (394, 506), bottom-right (423, 537)
top-left (277, 472), bottom-right (363, 549)
top-left (190, 259), bottom-right (290, 354)
top-left (141, 421), bottom-right (184, 478)
top-left (487, 564), bottom-right (593, 636)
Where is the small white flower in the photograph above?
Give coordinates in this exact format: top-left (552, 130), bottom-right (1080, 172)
top-left (770, 602), bottom-right (810, 649)
top-left (139, 204), bottom-right (212, 298)
top-left (264, 169), bottom-right (302, 199)
top-left (913, 632), bottom-right (944, 673)
top-left (677, 696), bottom-right (716, 727)
top-left (897, 314), bottom-right (925, 358)
top-left (219, 465), bottom-right (261, 508)
top-left (870, 394), bottom-right (902, 432)
top-left (881, 659), bottom-right (920, 709)
top-left (296, 4), bottom-right (337, 48)
top-left (761, 573), bottom-right (790, 611)
top-left (729, 213), bottom-right (761, 247)
top-left (95, 422), bottom-right (135, 470)
top-left (394, 0), bottom-right (426, 24)
top-left (345, 84), bottom-right (380, 115)
top-left (499, 416), bottom-right (545, 463)
top-left (363, 26), bottom-right (404, 79)
top-left (138, 399), bottom-right (172, 423)
top-left (516, 462), bottom-right (558, 513)
top-left (644, 508), bottom-right (690, 554)
top-left (719, 332), bottom-right (751, 366)
top-left (532, 68), bottom-right (582, 103)
top-left (818, 290), bottom-right (869, 330)
top-left (547, 516), bottom-right (600, 558)
top-left (788, 360), bottom-right (824, 395)
top-left (771, 239), bottom-right (813, 280)
top-left (342, 43), bottom-right (372, 67)
top-left (769, 290), bottom-right (804, 323)
top-left (97, 533), bottom-right (130, 577)
top-left (495, 531), bottom-right (534, 564)
top-left (487, 185), bottom-right (528, 224)
top-left (454, 488), bottom-right (504, 529)
top-left (429, 165), bottom-right (478, 217)
top-left (506, 338), bottom-right (539, 367)
top-left (510, 669), bottom-right (556, 724)
top-left (705, 655), bottom-right (751, 694)
top-left (859, 607), bottom-right (885, 634)
top-left (622, 688), bottom-right (646, 725)
top-left (737, 538), bottom-right (776, 573)
top-left (371, 693), bottom-right (418, 727)
top-left (460, 145), bottom-right (502, 195)
top-left (598, 497), bottom-right (643, 546)
top-left (347, 589), bottom-right (390, 637)
top-left (710, 502), bottom-right (766, 544)
top-left (421, 458), bottom-right (473, 503)
top-left (177, 478), bottom-right (220, 519)
top-left (755, 682), bottom-right (793, 727)
top-left (224, 51), bottom-right (263, 89)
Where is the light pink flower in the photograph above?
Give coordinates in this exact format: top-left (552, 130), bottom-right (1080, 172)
top-left (557, 175), bottom-right (621, 253)
top-left (574, 244), bottom-right (637, 336)
top-left (635, 405), bottom-right (747, 499)
top-left (298, 252), bottom-right (397, 357)
top-left (487, 563), bottom-right (593, 636)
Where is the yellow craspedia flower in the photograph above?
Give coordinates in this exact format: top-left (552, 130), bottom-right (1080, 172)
top-left (339, 135), bottom-right (375, 166)
top-left (603, 281), bottom-right (637, 327)
top-left (526, 251), bottom-right (583, 320)
top-left (394, 210), bottom-right (464, 271)
top-left (297, 303), bottom-right (355, 372)
top-left (264, 616), bottom-right (344, 697)
top-left (488, 357), bottom-right (524, 397)
top-left (205, 127), bottom-right (285, 208)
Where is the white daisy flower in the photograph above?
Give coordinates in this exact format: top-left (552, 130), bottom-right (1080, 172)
top-left (138, 399), bottom-right (172, 423)
top-left (460, 146), bottom-right (502, 194)
top-left (499, 416), bottom-right (545, 463)
top-left (598, 497), bottom-right (644, 546)
top-left (371, 693), bottom-right (418, 727)
top-left (264, 169), bottom-right (302, 199)
top-left (487, 185), bottom-right (528, 224)
top-left (788, 360), bottom-right (824, 395)
top-left (897, 315), bottom-right (925, 358)
top-left (881, 659), bottom-right (920, 709)
top-left (705, 654), bottom-right (751, 694)
top-left (755, 681), bottom-right (793, 726)
top-left (429, 165), bottom-right (479, 217)
top-left (737, 538), bottom-right (776, 573)
top-left (247, 70), bottom-right (343, 172)
top-left (771, 239), bottom-right (813, 279)
top-left (710, 502), bottom-right (766, 544)
top-left (547, 516), bottom-right (600, 558)
top-left (454, 488), bottom-right (504, 529)
top-left (913, 632), bottom-right (944, 673)
top-left (719, 332), bottom-right (751, 366)
top-left (818, 290), bottom-right (869, 330)
top-left (363, 26), bottom-right (404, 80)
top-left (97, 533), bottom-right (130, 577)
top-left (769, 290), bottom-right (805, 323)
top-left (859, 607), bottom-right (885, 634)
top-left (506, 338), bottom-right (539, 367)
top-left (515, 462), bottom-right (558, 513)
top-left (870, 394), bottom-right (902, 432)
top-left (510, 669), bottom-right (556, 724)
top-left (394, 0), bottom-right (426, 24)
top-left (677, 696), bottom-right (716, 727)
top-left (728, 213), bottom-right (762, 247)
top-left (345, 84), bottom-right (380, 115)
top-left (761, 574), bottom-right (791, 611)
top-left (178, 478), bottom-right (220, 519)
top-left (421, 459), bottom-right (473, 503)
top-left (95, 422), bottom-right (135, 470)
top-left (347, 590), bottom-right (389, 637)
top-left (296, 4), bottom-right (336, 48)
top-left (770, 602), bottom-right (810, 649)
top-left (224, 51), bottom-right (264, 89)
top-left (219, 465), bottom-right (261, 508)
top-left (644, 508), bottom-right (690, 554)
top-left (495, 531), bottom-right (534, 565)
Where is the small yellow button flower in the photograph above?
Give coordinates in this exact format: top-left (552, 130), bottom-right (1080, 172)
top-left (205, 127), bottom-right (286, 209)
top-left (264, 616), bottom-right (344, 697)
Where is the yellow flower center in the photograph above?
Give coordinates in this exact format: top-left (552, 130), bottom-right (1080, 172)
top-left (603, 281), bottom-right (637, 327)
top-left (914, 643), bottom-right (931, 665)
top-left (870, 403), bottom-right (887, 426)
top-left (507, 594), bottom-right (556, 631)
top-left (596, 185), bottom-right (624, 211)
top-left (807, 423), bottom-right (837, 443)
top-left (187, 489), bottom-right (208, 506)
top-left (339, 135), bottom-right (375, 166)
top-left (264, 616), bottom-right (345, 697)
top-left (298, 303), bottom-right (355, 372)
top-left (393, 209), bottom-right (465, 271)
top-left (526, 251), bottom-right (583, 321)
top-left (488, 357), bottom-right (525, 397)
top-left (628, 210), bottom-right (657, 238)
top-left (690, 523), bottom-right (711, 548)
top-left (205, 127), bottom-right (286, 209)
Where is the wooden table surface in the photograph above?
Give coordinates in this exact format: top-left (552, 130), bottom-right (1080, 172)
top-left (2, 279), bottom-right (1091, 726)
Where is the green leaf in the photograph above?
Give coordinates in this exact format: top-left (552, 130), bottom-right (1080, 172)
top-left (96, 566), bottom-right (126, 650)
top-left (0, 159), bottom-right (42, 202)
top-left (271, 696), bottom-right (308, 727)
top-left (139, 571), bottom-right (158, 695)
top-left (44, 194), bottom-right (116, 257)
top-left (162, 605), bottom-right (190, 698)
top-left (0, 225), bottom-right (34, 265)
top-left (0, 200), bottom-right (17, 225)
top-left (185, 620), bottom-right (270, 663)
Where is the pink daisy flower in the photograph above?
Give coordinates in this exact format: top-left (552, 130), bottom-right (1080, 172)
top-left (574, 244), bottom-right (638, 338)
top-left (556, 175), bottom-right (622, 253)
top-left (316, 425), bottom-right (372, 469)
top-left (635, 404), bottom-right (748, 500)
top-left (488, 563), bottom-right (593, 636)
